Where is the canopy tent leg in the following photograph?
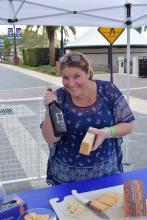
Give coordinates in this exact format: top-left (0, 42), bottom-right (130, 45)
top-left (123, 3), bottom-right (132, 166)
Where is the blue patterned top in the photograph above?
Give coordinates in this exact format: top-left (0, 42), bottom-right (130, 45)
top-left (46, 80), bottom-right (135, 185)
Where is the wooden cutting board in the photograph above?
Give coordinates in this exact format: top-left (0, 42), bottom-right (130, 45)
top-left (49, 185), bottom-right (126, 220)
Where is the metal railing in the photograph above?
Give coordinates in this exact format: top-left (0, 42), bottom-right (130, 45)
top-left (0, 96), bottom-right (137, 184)
top-left (0, 97), bottom-right (49, 184)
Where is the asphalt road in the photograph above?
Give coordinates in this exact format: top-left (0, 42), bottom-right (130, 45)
top-left (0, 65), bottom-right (48, 90)
top-left (0, 64), bottom-right (147, 100)
top-left (0, 65), bottom-right (59, 99)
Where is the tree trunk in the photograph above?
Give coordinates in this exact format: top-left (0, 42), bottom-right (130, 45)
top-left (46, 26), bottom-right (57, 66)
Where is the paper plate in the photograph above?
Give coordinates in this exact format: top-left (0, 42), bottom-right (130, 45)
top-left (17, 207), bottom-right (57, 220)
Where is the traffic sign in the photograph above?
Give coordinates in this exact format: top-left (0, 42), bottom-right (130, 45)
top-left (8, 28), bottom-right (13, 39)
top-left (98, 27), bottom-right (125, 45)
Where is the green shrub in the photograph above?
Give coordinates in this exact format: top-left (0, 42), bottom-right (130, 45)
top-left (22, 48), bottom-right (60, 67)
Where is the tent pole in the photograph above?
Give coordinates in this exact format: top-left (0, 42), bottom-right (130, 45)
top-left (126, 25), bottom-right (130, 104)
top-left (123, 25), bottom-right (131, 166)
top-left (123, 3), bottom-right (132, 167)
top-left (125, 2), bottom-right (132, 104)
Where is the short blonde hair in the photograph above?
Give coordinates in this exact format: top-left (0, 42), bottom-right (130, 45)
top-left (59, 51), bottom-right (94, 79)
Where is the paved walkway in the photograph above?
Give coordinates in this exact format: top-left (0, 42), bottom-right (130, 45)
top-left (1, 63), bottom-right (147, 193)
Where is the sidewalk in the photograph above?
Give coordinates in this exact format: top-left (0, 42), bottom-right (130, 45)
top-left (2, 63), bottom-right (147, 115)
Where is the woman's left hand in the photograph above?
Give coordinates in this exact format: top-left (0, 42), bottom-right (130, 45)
top-left (89, 127), bottom-right (111, 151)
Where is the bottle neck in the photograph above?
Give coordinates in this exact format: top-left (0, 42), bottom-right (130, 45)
top-left (48, 100), bottom-right (60, 109)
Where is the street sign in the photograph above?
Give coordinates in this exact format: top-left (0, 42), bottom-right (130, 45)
top-left (98, 27), bottom-right (125, 45)
top-left (8, 27), bottom-right (22, 40)
top-left (8, 28), bottom-right (13, 39)
top-left (16, 28), bottom-right (22, 39)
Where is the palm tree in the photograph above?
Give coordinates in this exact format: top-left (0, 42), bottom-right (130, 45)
top-left (21, 28), bottom-right (48, 47)
top-left (25, 25), bottom-right (76, 66)
top-left (46, 26), bottom-right (57, 66)
top-left (46, 26), bottom-right (76, 65)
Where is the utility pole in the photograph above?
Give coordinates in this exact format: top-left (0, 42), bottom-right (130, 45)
top-left (13, 25), bottom-right (19, 64)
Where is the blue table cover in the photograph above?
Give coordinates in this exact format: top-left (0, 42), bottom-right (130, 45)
top-left (17, 168), bottom-right (147, 219)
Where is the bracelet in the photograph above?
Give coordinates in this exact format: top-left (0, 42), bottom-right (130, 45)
top-left (109, 127), bottom-right (115, 138)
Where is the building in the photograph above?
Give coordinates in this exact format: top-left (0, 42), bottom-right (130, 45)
top-left (65, 28), bottom-right (147, 73)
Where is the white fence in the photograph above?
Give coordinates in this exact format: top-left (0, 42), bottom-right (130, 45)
top-left (0, 96), bottom-right (134, 185)
top-left (0, 97), bottom-right (49, 184)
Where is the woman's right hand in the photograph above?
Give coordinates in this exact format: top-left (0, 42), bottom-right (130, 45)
top-left (44, 89), bottom-right (57, 107)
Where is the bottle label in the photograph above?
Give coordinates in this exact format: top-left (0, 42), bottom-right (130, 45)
top-left (56, 112), bottom-right (64, 124)
top-left (49, 101), bottom-right (67, 137)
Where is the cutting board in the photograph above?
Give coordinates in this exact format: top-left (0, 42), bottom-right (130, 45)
top-left (49, 185), bottom-right (126, 220)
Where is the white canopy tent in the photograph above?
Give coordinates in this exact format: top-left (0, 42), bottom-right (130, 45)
top-left (0, 0), bottom-right (147, 27)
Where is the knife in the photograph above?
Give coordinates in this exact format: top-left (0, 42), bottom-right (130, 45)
top-left (72, 190), bottom-right (110, 219)
top-left (0, 200), bottom-right (16, 209)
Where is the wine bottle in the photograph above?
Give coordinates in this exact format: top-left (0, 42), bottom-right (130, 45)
top-left (47, 88), bottom-right (67, 137)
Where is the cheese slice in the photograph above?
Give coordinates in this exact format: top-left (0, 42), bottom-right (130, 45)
top-left (97, 193), bottom-right (120, 206)
top-left (79, 128), bottom-right (96, 156)
top-left (90, 192), bottom-right (120, 212)
top-left (90, 200), bottom-right (108, 212)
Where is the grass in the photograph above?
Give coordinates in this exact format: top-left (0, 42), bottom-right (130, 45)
top-left (18, 64), bottom-right (57, 76)
top-left (17, 64), bottom-right (108, 75)
top-left (94, 69), bottom-right (108, 74)
top-left (3, 60), bottom-right (108, 75)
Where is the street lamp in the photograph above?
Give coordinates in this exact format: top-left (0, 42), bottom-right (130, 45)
top-left (13, 25), bottom-right (19, 65)
top-left (13, 25), bottom-right (17, 59)
top-left (60, 26), bottom-right (64, 57)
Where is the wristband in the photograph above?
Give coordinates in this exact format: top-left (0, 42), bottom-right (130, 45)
top-left (109, 127), bottom-right (115, 138)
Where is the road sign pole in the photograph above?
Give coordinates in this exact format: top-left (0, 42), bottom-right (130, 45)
top-left (108, 45), bottom-right (113, 82)
top-left (98, 27), bottom-right (125, 82)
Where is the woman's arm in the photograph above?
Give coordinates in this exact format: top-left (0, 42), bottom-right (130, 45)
top-left (110, 121), bottom-right (134, 138)
top-left (41, 109), bottom-right (61, 144)
top-left (90, 121), bottom-right (134, 151)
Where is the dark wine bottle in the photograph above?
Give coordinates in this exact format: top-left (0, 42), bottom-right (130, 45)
top-left (48, 88), bottom-right (67, 137)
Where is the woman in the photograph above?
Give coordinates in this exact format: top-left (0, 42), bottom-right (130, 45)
top-left (41, 51), bottom-right (135, 185)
